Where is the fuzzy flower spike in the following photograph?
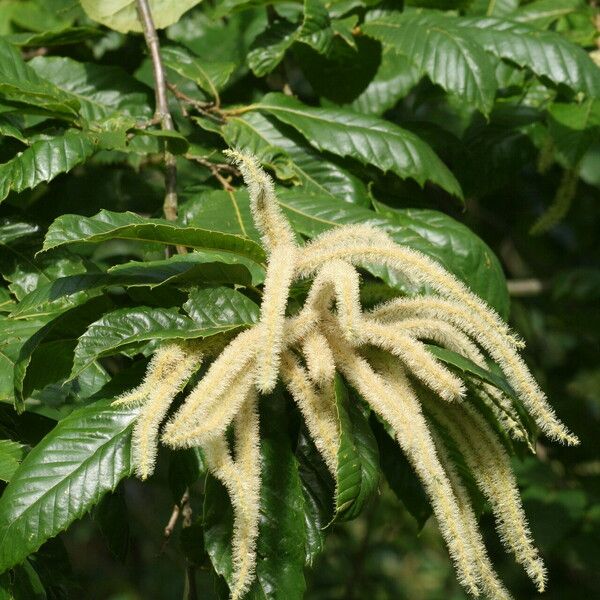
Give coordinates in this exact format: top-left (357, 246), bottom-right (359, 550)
top-left (115, 149), bottom-right (577, 600)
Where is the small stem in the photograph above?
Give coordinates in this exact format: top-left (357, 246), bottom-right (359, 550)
top-left (160, 489), bottom-right (190, 553)
top-left (180, 490), bottom-right (198, 600)
top-left (185, 154), bottom-right (239, 192)
top-left (507, 279), bottom-right (546, 297)
top-left (135, 0), bottom-right (186, 255)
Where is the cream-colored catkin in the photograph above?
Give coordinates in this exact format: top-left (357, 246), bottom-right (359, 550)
top-left (224, 149), bottom-right (298, 393)
top-left (202, 401), bottom-right (261, 600)
top-left (280, 351), bottom-right (339, 474)
top-left (371, 296), bottom-right (578, 445)
top-left (425, 399), bottom-right (547, 592)
top-left (255, 247), bottom-right (298, 393)
top-left (306, 223), bottom-right (394, 253)
top-left (300, 261), bottom-right (465, 400)
top-left (113, 343), bottom-right (198, 407)
top-left (302, 259), bottom-right (363, 342)
top-left (359, 321), bottom-right (465, 401)
top-left (224, 148), bottom-right (295, 251)
top-left (326, 334), bottom-right (481, 595)
top-left (301, 330), bottom-right (336, 387)
top-left (230, 392), bottom-right (262, 600)
top-left (165, 366), bottom-right (257, 448)
top-left (297, 237), bottom-right (523, 350)
top-left (112, 343), bottom-right (202, 480)
top-left (162, 328), bottom-right (260, 444)
top-left (389, 315), bottom-right (526, 442)
top-left (429, 427), bottom-right (513, 600)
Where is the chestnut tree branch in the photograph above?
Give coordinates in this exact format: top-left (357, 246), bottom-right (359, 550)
top-left (135, 0), bottom-right (187, 254)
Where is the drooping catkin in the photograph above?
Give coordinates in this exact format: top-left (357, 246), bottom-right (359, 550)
top-left (280, 351), bottom-right (339, 474)
top-left (359, 321), bottom-right (466, 401)
top-left (166, 365), bottom-right (256, 448)
top-left (162, 328), bottom-right (260, 444)
top-left (113, 343), bottom-right (202, 480)
top-left (371, 296), bottom-right (578, 445)
top-left (389, 315), bottom-right (526, 442)
top-left (425, 399), bottom-right (547, 592)
top-left (202, 393), bottom-right (261, 600)
top-left (429, 427), bottom-right (513, 600)
top-left (297, 236), bottom-right (524, 350)
top-left (327, 334), bottom-right (481, 595)
top-left (255, 247), bottom-right (298, 392)
top-left (224, 149), bottom-right (298, 393)
top-left (301, 261), bottom-right (465, 400)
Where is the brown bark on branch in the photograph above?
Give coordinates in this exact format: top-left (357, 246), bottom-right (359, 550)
top-left (135, 0), bottom-right (186, 254)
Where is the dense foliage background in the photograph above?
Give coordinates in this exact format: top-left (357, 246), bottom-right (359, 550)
top-left (0, 0), bottom-right (598, 598)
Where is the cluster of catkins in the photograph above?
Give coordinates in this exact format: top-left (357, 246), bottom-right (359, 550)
top-left (114, 150), bottom-right (578, 600)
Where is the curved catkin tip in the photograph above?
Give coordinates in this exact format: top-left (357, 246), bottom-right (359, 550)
top-left (301, 330), bottom-right (336, 387)
top-left (130, 344), bottom-right (202, 480)
top-left (162, 328), bottom-right (260, 444)
top-left (303, 259), bottom-right (363, 343)
top-left (334, 349), bottom-right (479, 595)
top-left (113, 342), bottom-right (195, 408)
top-left (224, 148), bottom-right (295, 251)
top-left (369, 295), bottom-right (576, 444)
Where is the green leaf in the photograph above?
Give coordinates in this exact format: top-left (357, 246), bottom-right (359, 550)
top-left (251, 92), bottom-right (463, 197)
top-left (70, 305), bottom-right (250, 379)
top-left (513, 0), bottom-right (585, 28)
top-left (247, 0), bottom-right (332, 76)
top-left (363, 12), bottom-right (497, 115)
top-left (0, 244), bottom-right (90, 303)
top-left (333, 374), bottom-right (379, 522)
top-left (349, 48), bottom-right (421, 116)
top-left (0, 559), bottom-right (46, 600)
top-left (370, 415), bottom-right (432, 530)
top-left (6, 26), bottom-right (102, 47)
top-left (372, 201), bottom-right (510, 318)
top-left (0, 399), bottom-right (140, 573)
top-left (183, 286), bottom-right (259, 328)
top-left (0, 317), bottom-right (48, 404)
top-left (247, 19), bottom-right (301, 78)
top-left (454, 17), bottom-right (600, 98)
top-left (222, 112), bottom-right (371, 204)
top-left (0, 439), bottom-right (26, 483)
top-left (0, 115), bottom-right (27, 144)
top-left (204, 391), bottom-right (307, 599)
top-left (28, 56), bottom-right (152, 123)
top-left (0, 38), bottom-right (79, 119)
top-left (11, 253), bottom-right (262, 320)
top-left (80, 0), bottom-right (203, 34)
top-left (548, 99), bottom-right (600, 166)
top-left (295, 429), bottom-right (334, 565)
top-left (42, 209), bottom-right (266, 265)
top-left (0, 222), bottom-right (40, 246)
top-left (13, 298), bottom-right (113, 410)
top-left (161, 45), bottom-right (234, 98)
top-left (0, 130), bottom-right (96, 203)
